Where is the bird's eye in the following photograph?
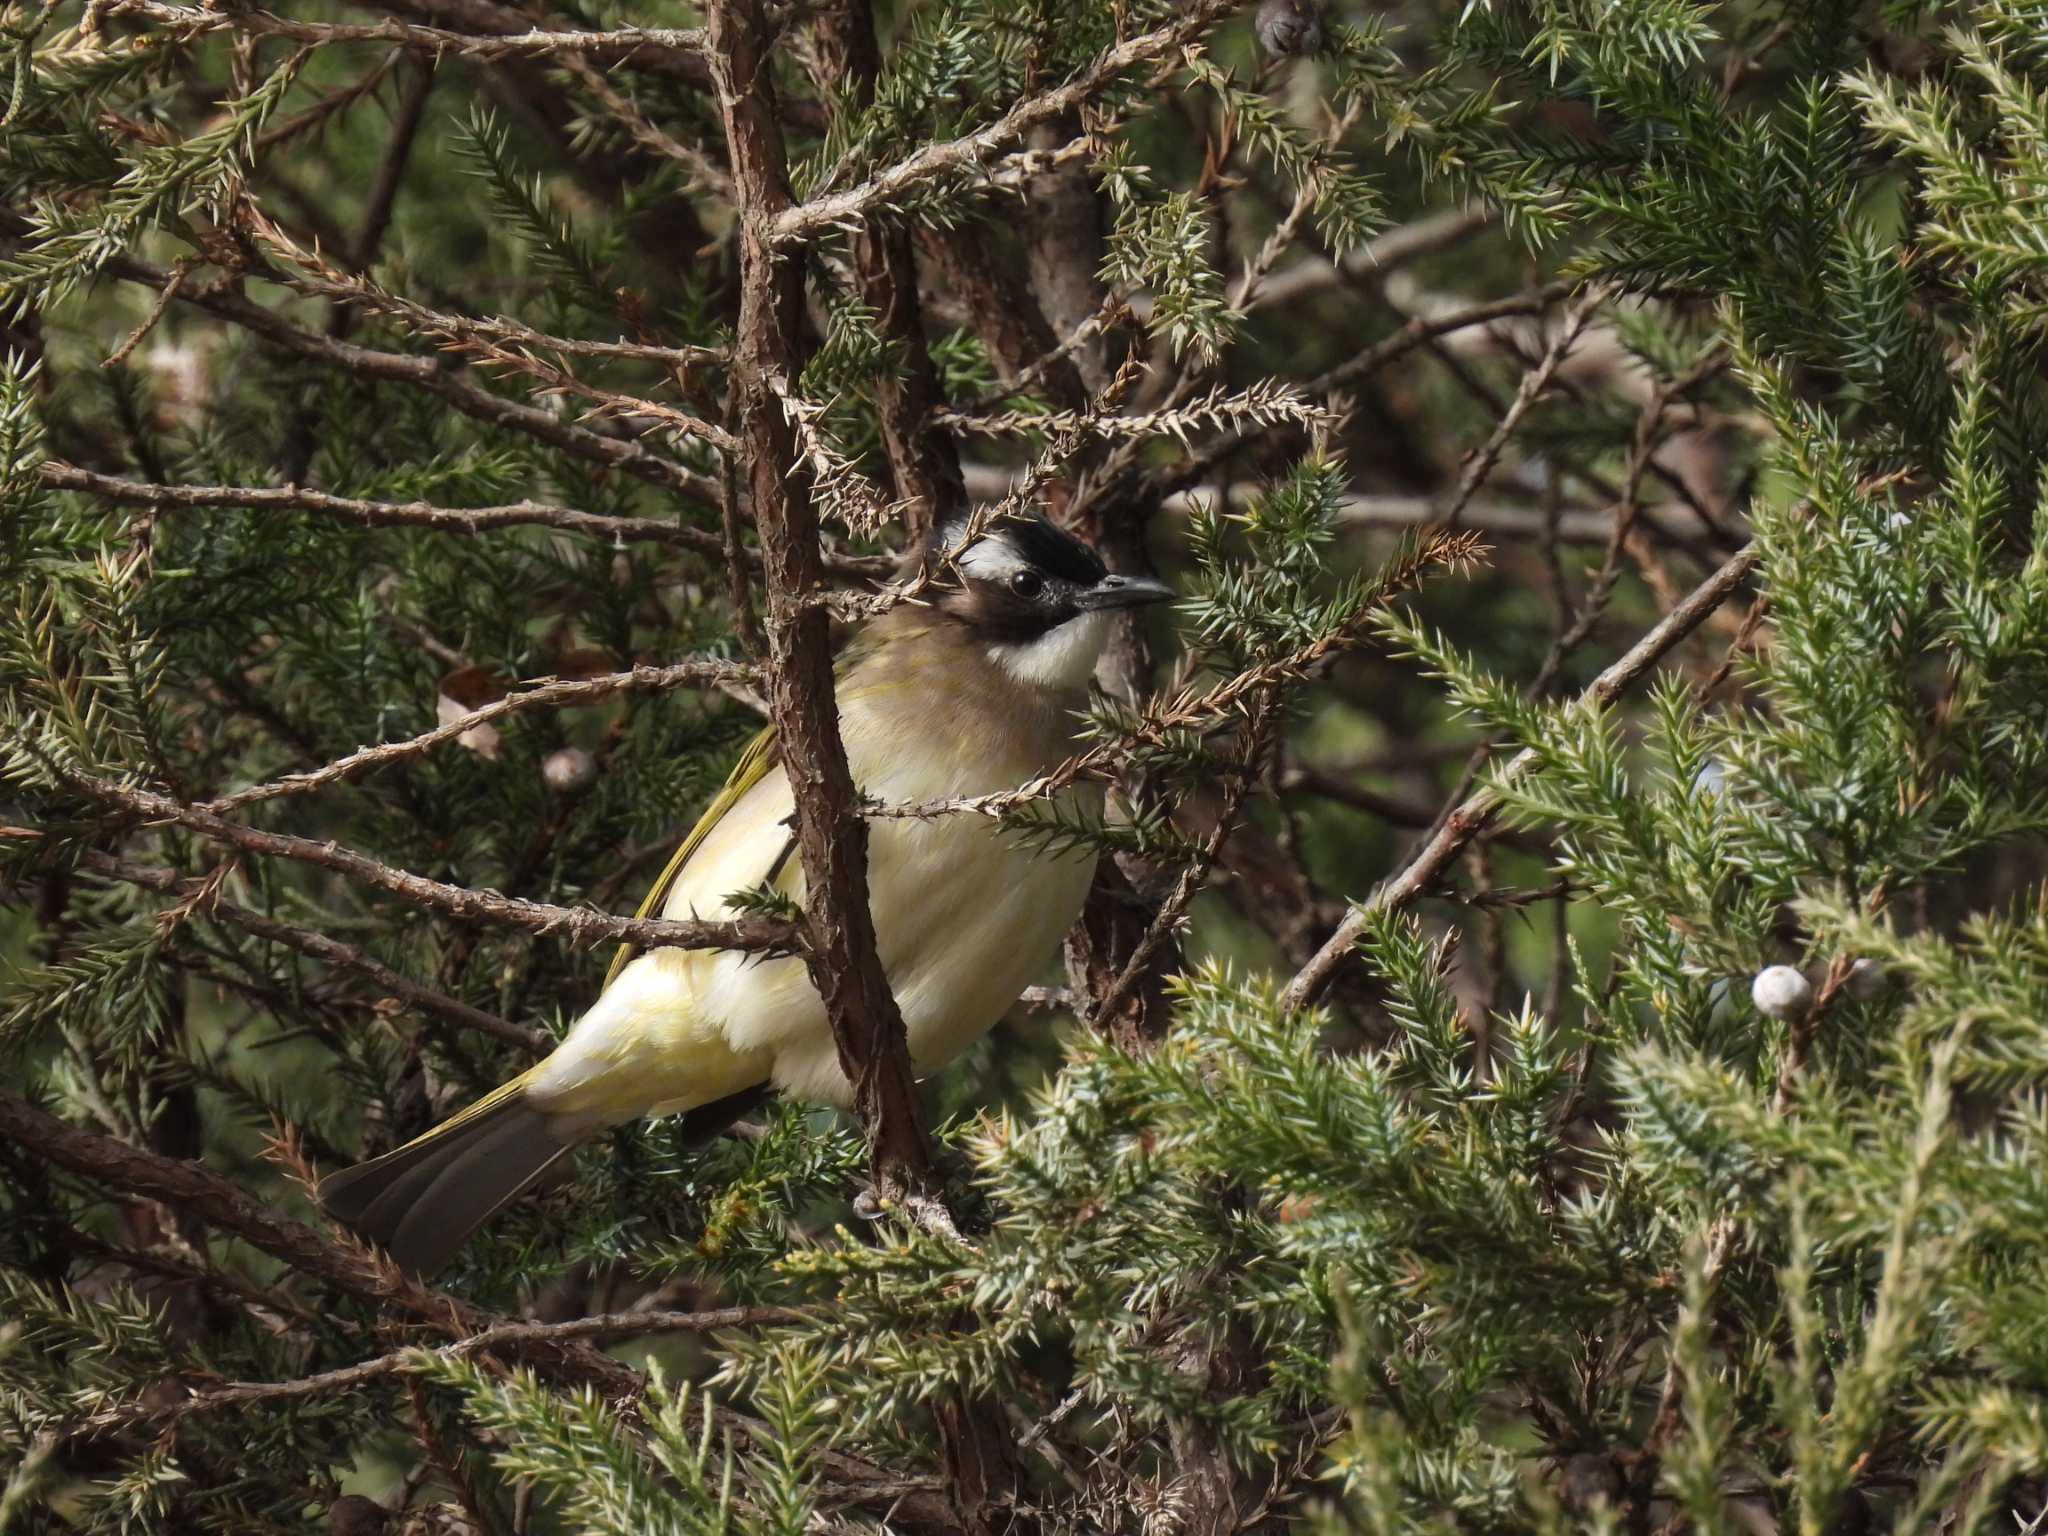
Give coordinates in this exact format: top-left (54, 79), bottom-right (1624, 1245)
top-left (1009, 569), bottom-right (1045, 598)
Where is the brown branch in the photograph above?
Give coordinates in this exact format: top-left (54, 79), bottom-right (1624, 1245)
top-left (1310, 284), bottom-right (1577, 400)
top-left (1528, 344), bottom-right (1733, 696)
top-left (1228, 101), bottom-right (1367, 314)
top-left (64, 1306), bottom-right (807, 1443)
top-left (706, 0), bottom-right (932, 1205)
top-left (1280, 541), bottom-right (1763, 1015)
top-left (556, 53), bottom-right (731, 197)
top-left (1245, 206), bottom-right (1498, 313)
top-left (917, 228), bottom-right (1091, 410)
top-left (1090, 693), bottom-right (1275, 1031)
top-left (1443, 284), bottom-right (1612, 529)
top-left (1129, 283), bottom-right (1573, 511)
top-left (39, 462), bottom-right (762, 562)
top-left (90, 1), bottom-right (707, 65)
top-left (351, 57), bottom-right (437, 271)
top-left (251, 50), bottom-right (404, 154)
top-left (374, 0), bottom-right (823, 132)
top-left (815, 38), bottom-right (1009, 1518)
top-left (770, 1), bottom-right (1241, 245)
top-left (231, 238), bottom-right (724, 372)
top-left (0, 1089), bottom-right (559, 1348)
top-left (51, 775), bottom-right (798, 959)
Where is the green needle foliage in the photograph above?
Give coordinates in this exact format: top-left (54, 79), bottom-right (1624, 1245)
top-left (5, 0), bottom-right (2048, 1532)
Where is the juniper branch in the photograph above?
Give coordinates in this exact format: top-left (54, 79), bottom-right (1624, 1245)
top-left (770, 1), bottom-right (1242, 244)
top-left (48, 845), bottom-right (552, 1055)
top-left (85, 1), bottom-right (707, 65)
top-left (203, 660), bottom-right (758, 814)
top-left (40, 463), bottom-right (752, 559)
top-left (1281, 541), bottom-right (1762, 1015)
top-left (52, 775), bottom-right (800, 959)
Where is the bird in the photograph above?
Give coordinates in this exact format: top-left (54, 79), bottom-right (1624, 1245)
top-left (318, 513), bottom-right (1175, 1275)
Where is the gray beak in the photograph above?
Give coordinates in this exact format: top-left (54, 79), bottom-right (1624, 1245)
top-left (1079, 572), bottom-right (1176, 612)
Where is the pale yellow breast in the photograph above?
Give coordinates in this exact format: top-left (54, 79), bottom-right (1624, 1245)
top-left (527, 619), bottom-right (1098, 1128)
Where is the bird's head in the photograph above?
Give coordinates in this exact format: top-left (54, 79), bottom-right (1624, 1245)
top-left (925, 514), bottom-right (1175, 691)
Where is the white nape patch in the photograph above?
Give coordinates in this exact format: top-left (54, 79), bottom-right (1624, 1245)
top-left (991, 609), bottom-right (1111, 690)
top-left (957, 537), bottom-right (1027, 581)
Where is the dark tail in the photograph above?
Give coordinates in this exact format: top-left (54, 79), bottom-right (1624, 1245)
top-left (318, 1075), bottom-right (573, 1277)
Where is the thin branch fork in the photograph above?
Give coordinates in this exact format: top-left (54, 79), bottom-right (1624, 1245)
top-left (1280, 541), bottom-right (1763, 1015)
top-left (1089, 689), bottom-right (1278, 1031)
top-left (217, 244), bottom-right (727, 371)
top-left (1442, 283), bottom-right (1615, 529)
top-left (1134, 282), bottom-right (1574, 511)
top-left (770, 0), bottom-right (1243, 244)
top-left (48, 775), bottom-right (799, 960)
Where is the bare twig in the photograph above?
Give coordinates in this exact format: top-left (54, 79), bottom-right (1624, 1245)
top-left (1133, 284), bottom-right (1572, 508)
top-left (1090, 691), bottom-right (1276, 1030)
top-left (97, 251), bottom-right (725, 513)
top-left (62, 1306), bottom-right (809, 1442)
top-left (1442, 284), bottom-right (1613, 529)
top-left (1246, 207), bottom-right (1497, 313)
top-left (242, 209), bottom-right (738, 454)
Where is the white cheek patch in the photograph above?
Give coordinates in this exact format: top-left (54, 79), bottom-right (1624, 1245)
top-left (991, 610), bottom-right (1112, 691)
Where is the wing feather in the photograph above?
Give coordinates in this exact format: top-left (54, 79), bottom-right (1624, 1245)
top-left (602, 724), bottom-right (782, 991)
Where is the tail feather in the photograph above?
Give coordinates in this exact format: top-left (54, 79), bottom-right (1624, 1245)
top-left (319, 1075), bottom-right (573, 1277)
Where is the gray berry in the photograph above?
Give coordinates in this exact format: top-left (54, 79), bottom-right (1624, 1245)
top-left (1751, 964), bottom-right (1813, 1020)
top-left (1845, 957), bottom-right (1889, 1000)
top-left (1256, 0), bottom-right (1325, 57)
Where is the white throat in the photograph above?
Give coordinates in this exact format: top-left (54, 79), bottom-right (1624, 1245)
top-left (989, 610), bottom-right (1112, 692)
